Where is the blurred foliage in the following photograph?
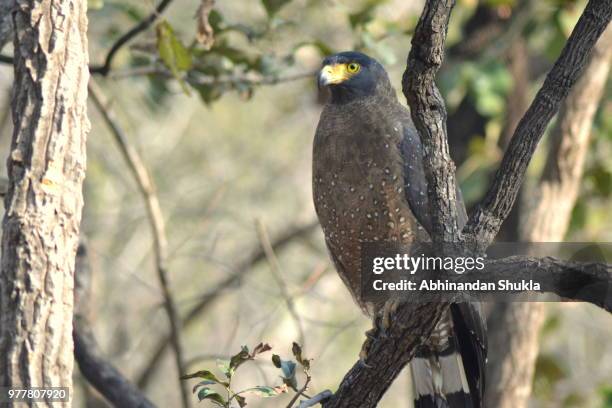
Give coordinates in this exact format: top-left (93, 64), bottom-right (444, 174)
top-left (181, 342), bottom-right (311, 407)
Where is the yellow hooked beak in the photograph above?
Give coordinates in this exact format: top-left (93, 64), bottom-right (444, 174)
top-left (318, 64), bottom-right (351, 87)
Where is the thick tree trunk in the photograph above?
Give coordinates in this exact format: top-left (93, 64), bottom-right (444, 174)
top-left (0, 0), bottom-right (89, 404)
top-left (484, 25), bottom-right (612, 408)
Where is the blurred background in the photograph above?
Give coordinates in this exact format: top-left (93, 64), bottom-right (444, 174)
top-left (0, 0), bottom-right (610, 406)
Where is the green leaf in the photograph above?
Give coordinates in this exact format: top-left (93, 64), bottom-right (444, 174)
top-left (261, 0), bottom-right (292, 17)
top-left (157, 21), bottom-right (193, 71)
top-left (192, 380), bottom-right (217, 394)
top-left (156, 20), bottom-right (193, 94)
top-left (180, 370), bottom-right (229, 387)
top-left (193, 83), bottom-right (224, 105)
top-left (197, 388), bottom-right (226, 406)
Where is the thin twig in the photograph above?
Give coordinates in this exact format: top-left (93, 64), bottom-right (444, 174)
top-left (286, 372), bottom-right (312, 408)
top-left (297, 391), bottom-right (333, 408)
top-left (88, 80), bottom-right (191, 408)
top-left (255, 219), bottom-right (306, 347)
top-left (90, 0), bottom-right (174, 75)
top-left (108, 65), bottom-right (316, 86)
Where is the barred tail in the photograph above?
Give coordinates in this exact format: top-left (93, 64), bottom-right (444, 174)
top-left (410, 339), bottom-right (473, 408)
top-left (411, 303), bottom-right (486, 408)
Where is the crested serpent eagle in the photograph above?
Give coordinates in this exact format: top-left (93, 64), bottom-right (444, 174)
top-left (312, 51), bottom-right (487, 408)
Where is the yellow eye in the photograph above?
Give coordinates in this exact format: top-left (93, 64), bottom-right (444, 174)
top-left (347, 63), bottom-right (360, 73)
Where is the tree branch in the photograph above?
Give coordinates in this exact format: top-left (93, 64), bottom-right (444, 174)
top-left (74, 243), bottom-right (157, 408)
top-left (402, 0), bottom-right (461, 244)
top-left (88, 80), bottom-right (191, 408)
top-left (321, 255), bottom-right (610, 408)
top-left (464, 0), bottom-right (612, 250)
top-left (483, 257), bottom-right (611, 312)
top-left (89, 0), bottom-right (174, 75)
top-left (256, 219), bottom-right (306, 348)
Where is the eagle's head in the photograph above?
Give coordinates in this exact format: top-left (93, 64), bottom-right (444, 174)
top-left (318, 51), bottom-right (392, 104)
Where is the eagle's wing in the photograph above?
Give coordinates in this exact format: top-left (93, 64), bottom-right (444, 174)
top-left (399, 120), bottom-right (468, 236)
top-left (399, 122), bottom-right (433, 235)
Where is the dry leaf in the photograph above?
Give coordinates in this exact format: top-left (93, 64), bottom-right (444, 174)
top-left (196, 0), bottom-right (215, 50)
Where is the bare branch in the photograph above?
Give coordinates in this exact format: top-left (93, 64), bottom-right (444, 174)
top-left (485, 257), bottom-right (611, 311)
top-left (322, 302), bottom-right (448, 408)
top-left (286, 371), bottom-right (312, 408)
top-left (89, 0), bottom-right (174, 75)
top-left (297, 390), bottom-right (332, 408)
top-left (136, 221), bottom-right (319, 389)
top-left (402, 0), bottom-right (461, 244)
top-left (256, 219), bottom-right (306, 347)
top-left (464, 0), bottom-right (612, 249)
top-left (322, 255), bottom-right (610, 408)
top-left (107, 65), bottom-right (316, 86)
top-left (74, 243), bottom-right (156, 408)
top-left (88, 81), bottom-right (191, 408)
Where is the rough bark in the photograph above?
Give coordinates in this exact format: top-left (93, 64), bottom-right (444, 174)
top-left (321, 302), bottom-right (448, 408)
top-left (485, 24), bottom-right (612, 408)
top-left (0, 0), bottom-right (89, 403)
top-left (402, 0), bottom-right (462, 244)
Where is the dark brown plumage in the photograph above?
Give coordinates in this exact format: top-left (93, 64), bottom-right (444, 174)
top-left (312, 51), bottom-right (486, 408)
